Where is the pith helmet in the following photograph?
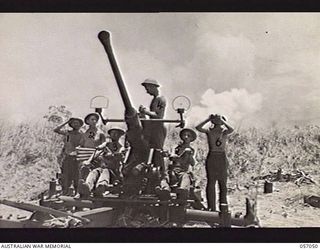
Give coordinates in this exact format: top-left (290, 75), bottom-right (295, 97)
top-left (211, 114), bottom-right (227, 125)
top-left (141, 78), bottom-right (160, 88)
top-left (179, 128), bottom-right (197, 142)
top-left (84, 113), bottom-right (100, 125)
top-left (108, 127), bottom-right (125, 137)
top-left (68, 117), bottom-right (84, 128)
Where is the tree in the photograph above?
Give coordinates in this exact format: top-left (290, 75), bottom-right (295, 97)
top-left (43, 105), bottom-right (72, 124)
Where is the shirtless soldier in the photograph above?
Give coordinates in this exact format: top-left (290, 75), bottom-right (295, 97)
top-left (139, 79), bottom-right (169, 197)
top-left (196, 114), bottom-right (234, 211)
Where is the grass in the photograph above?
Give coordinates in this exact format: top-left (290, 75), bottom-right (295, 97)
top-left (0, 121), bottom-right (63, 201)
top-left (0, 119), bottom-right (319, 203)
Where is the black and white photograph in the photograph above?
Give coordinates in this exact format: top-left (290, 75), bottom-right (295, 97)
top-left (0, 13), bottom-right (319, 235)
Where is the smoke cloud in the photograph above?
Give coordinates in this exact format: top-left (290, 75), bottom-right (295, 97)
top-left (187, 88), bottom-right (263, 128)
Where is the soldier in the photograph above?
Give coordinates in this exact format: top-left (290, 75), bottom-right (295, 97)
top-left (167, 128), bottom-right (197, 202)
top-left (139, 78), bottom-right (166, 151)
top-left (196, 114), bottom-right (234, 211)
top-left (78, 128), bottom-right (126, 197)
top-left (139, 78), bottom-right (168, 197)
top-left (78, 113), bottom-right (106, 180)
top-left (53, 117), bottom-right (84, 195)
top-left (81, 113), bottom-right (106, 148)
top-left (98, 128), bottom-right (126, 184)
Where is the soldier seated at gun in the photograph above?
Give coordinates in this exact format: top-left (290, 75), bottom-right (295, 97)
top-left (79, 113), bottom-right (106, 180)
top-left (169, 128), bottom-right (197, 200)
top-left (77, 128), bottom-right (126, 198)
top-left (158, 128), bottom-right (197, 202)
top-left (98, 128), bottom-right (126, 185)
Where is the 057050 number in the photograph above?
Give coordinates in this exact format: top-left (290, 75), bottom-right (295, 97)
top-left (300, 244), bottom-right (318, 248)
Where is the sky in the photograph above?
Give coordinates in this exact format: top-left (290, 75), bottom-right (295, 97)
top-left (0, 13), bottom-right (319, 128)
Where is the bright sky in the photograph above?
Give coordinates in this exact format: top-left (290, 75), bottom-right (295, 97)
top-left (0, 13), bottom-right (319, 128)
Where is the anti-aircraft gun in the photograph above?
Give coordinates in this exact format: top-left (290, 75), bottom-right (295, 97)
top-left (95, 31), bottom-right (191, 197)
top-left (0, 31), bottom-right (259, 228)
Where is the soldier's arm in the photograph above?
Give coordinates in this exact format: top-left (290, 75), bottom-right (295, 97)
top-left (190, 156), bottom-right (196, 166)
top-left (222, 120), bottom-right (234, 135)
top-left (145, 97), bottom-right (166, 119)
top-left (189, 149), bottom-right (196, 166)
top-left (99, 132), bottom-right (107, 144)
top-left (96, 141), bottom-right (107, 150)
top-left (79, 134), bottom-right (86, 147)
top-left (195, 116), bottom-right (211, 133)
top-left (53, 120), bottom-right (69, 135)
top-left (168, 145), bottom-right (180, 160)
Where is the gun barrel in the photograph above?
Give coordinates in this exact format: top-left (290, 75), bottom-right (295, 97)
top-left (98, 31), bottom-right (134, 113)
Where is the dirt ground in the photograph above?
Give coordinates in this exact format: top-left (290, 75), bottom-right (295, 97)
top-left (1, 178), bottom-right (320, 227)
top-left (228, 180), bottom-right (320, 227)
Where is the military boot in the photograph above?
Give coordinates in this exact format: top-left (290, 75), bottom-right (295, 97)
top-left (155, 186), bottom-right (171, 201)
top-left (77, 180), bottom-right (91, 198)
top-left (94, 184), bottom-right (107, 197)
top-left (176, 188), bottom-right (189, 205)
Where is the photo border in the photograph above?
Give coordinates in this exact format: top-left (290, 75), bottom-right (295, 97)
top-left (0, 0), bottom-right (320, 243)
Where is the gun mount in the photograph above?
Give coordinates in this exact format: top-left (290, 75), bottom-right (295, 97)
top-left (96, 31), bottom-right (193, 196)
top-left (0, 192), bottom-right (258, 228)
top-left (90, 94), bottom-right (189, 129)
top-left (91, 95), bottom-right (189, 129)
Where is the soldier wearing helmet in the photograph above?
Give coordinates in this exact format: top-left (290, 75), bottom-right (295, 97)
top-left (53, 117), bottom-right (84, 195)
top-left (139, 78), bottom-right (167, 150)
top-left (165, 128), bottom-right (197, 202)
top-left (196, 114), bottom-right (234, 211)
top-left (139, 79), bottom-right (168, 193)
top-left (78, 127), bottom-right (126, 198)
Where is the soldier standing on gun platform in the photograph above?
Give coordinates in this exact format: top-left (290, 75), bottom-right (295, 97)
top-left (53, 117), bottom-right (84, 195)
top-left (196, 114), bottom-right (234, 211)
top-left (139, 79), bottom-right (169, 196)
top-left (139, 79), bottom-right (167, 149)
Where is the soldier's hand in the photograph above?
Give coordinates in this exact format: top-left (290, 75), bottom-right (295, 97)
top-left (96, 142), bottom-right (107, 150)
top-left (114, 153), bottom-right (123, 160)
top-left (69, 151), bottom-right (77, 156)
top-left (183, 148), bottom-right (192, 155)
top-left (169, 155), bottom-right (178, 161)
top-left (60, 119), bottom-right (70, 126)
top-left (139, 105), bottom-right (147, 114)
top-left (83, 160), bottom-right (91, 166)
top-left (219, 116), bottom-right (226, 124)
top-left (160, 150), bottom-right (170, 157)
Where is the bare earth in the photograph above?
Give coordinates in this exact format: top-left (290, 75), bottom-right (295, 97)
top-left (1, 177), bottom-right (320, 227)
top-left (228, 180), bottom-right (320, 227)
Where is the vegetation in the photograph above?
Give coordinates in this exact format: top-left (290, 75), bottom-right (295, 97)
top-left (0, 106), bottom-right (319, 206)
